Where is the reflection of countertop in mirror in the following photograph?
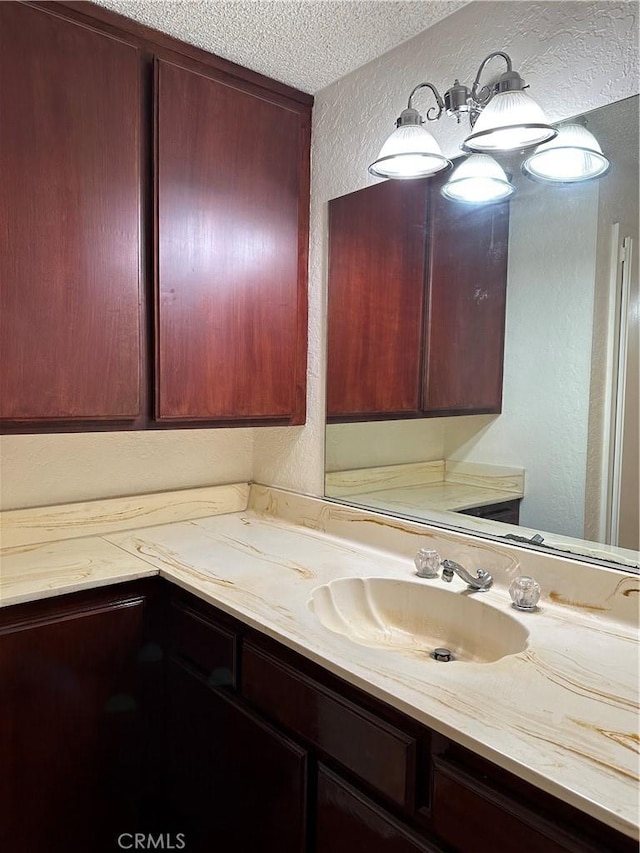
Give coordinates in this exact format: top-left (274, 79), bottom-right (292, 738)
top-left (2, 484), bottom-right (638, 841)
top-left (343, 482), bottom-right (520, 513)
top-left (325, 461), bottom-right (640, 570)
top-left (325, 459), bottom-right (524, 512)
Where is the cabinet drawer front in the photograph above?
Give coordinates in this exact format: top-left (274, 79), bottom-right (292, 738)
top-left (432, 757), bottom-right (604, 853)
top-left (317, 765), bottom-right (442, 853)
top-left (169, 601), bottom-right (237, 687)
top-left (242, 643), bottom-right (416, 808)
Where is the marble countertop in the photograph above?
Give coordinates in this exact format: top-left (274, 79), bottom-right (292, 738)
top-left (343, 481), bottom-right (520, 513)
top-left (326, 459), bottom-right (525, 512)
top-left (1, 484), bottom-right (638, 840)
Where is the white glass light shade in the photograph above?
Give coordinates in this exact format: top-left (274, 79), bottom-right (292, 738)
top-left (464, 89), bottom-right (557, 152)
top-left (369, 124), bottom-right (451, 179)
top-left (441, 154), bottom-right (515, 204)
top-left (522, 123), bottom-right (610, 183)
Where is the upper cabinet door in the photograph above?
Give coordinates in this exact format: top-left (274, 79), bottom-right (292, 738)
top-left (155, 60), bottom-right (309, 423)
top-left (423, 196), bottom-right (510, 415)
top-left (327, 181), bottom-right (429, 419)
top-left (0, 4), bottom-right (142, 423)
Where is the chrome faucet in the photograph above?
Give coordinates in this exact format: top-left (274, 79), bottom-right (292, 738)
top-left (441, 559), bottom-right (493, 591)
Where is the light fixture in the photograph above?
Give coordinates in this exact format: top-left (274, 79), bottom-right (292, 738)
top-left (522, 121), bottom-right (610, 183)
top-left (441, 154), bottom-right (515, 204)
top-left (369, 51), bottom-right (556, 181)
top-left (462, 54), bottom-right (557, 152)
top-left (369, 84), bottom-right (451, 179)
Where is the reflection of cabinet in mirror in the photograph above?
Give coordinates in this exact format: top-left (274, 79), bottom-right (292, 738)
top-left (327, 177), bottom-right (509, 421)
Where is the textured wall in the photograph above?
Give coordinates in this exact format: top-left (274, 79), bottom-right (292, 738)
top-left (253, 0), bottom-right (639, 497)
top-left (444, 180), bottom-right (600, 539)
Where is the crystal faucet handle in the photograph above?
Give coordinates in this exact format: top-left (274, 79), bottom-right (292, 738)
top-left (509, 576), bottom-right (541, 610)
top-left (415, 548), bottom-right (441, 578)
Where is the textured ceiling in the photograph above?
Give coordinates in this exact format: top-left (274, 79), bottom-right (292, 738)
top-left (93, 0), bottom-right (468, 93)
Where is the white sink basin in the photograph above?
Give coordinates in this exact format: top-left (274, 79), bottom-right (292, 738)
top-left (309, 577), bottom-right (529, 663)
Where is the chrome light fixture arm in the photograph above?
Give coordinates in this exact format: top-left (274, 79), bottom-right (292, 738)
top-left (467, 51), bottom-right (524, 127)
top-left (470, 51), bottom-right (513, 106)
top-left (405, 82), bottom-right (445, 123)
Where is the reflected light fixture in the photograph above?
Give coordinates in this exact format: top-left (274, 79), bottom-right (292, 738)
top-left (369, 51), bottom-right (557, 182)
top-left (440, 154), bottom-right (515, 204)
top-left (521, 121), bottom-right (610, 183)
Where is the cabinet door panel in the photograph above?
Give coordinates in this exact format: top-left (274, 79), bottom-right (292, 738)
top-left (327, 180), bottom-right (428, 418)
top-left (423, 198), bottom-right (509, 414)
top-left (167, 657), bottom-right (307, 852)
top-left (156, 59), bottom-right (306, 421)
top-left (0, 4), bottom-right (142, 423)
top-left (316, 765), bottom-right (442, 853)
top-left (0, 592), bottom-right (148, 853)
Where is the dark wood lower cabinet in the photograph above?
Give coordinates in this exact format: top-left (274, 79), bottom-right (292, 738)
top-left (0, 580), bottom-right (635, 853)
top-left (316, 765), bottom-right (442, 853)
top-left (241, 641), bottom-right (420, 810)
top-left (167, 657), bottom-right (308, 852)
top-left (459, 497), bottom-right (521, 525)
top-left (0, 582), bottom-right (163, 853)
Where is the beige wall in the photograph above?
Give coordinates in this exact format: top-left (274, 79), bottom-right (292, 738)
top-left (0, 430), bottom-right (253, 510)
top-left (325, 420), bottom-right (447, 472)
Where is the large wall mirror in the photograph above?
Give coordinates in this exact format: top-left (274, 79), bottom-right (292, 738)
top-left (325, 94), bottom-right (639, 572)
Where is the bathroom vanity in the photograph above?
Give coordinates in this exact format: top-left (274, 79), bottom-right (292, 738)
top-left (1, 485), bottom-right (637, 852)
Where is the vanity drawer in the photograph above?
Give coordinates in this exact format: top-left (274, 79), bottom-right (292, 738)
top-left (241, 642), bottom-right (417, 809)
top-left (168, 600), bottom-right (237, 687)
top-left (429, 737), bottom-right (631, 853)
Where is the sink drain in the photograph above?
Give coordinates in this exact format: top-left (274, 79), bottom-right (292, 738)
top-left (431, 647), bottom-right (454, 662)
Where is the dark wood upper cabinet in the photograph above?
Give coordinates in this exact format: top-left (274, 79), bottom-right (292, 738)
top-left (423, 189), bottom-right (509, 414)
top-left (155, 59), bottom-right (308, 422)
top-left (0, 2), bottom-right (311, 433)
top-left (326, 178), bottom-right (509, 421)
top-left (0, 2), bottom-right (143, 424)
top-left (327, 180), bottom-right (429, 418)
